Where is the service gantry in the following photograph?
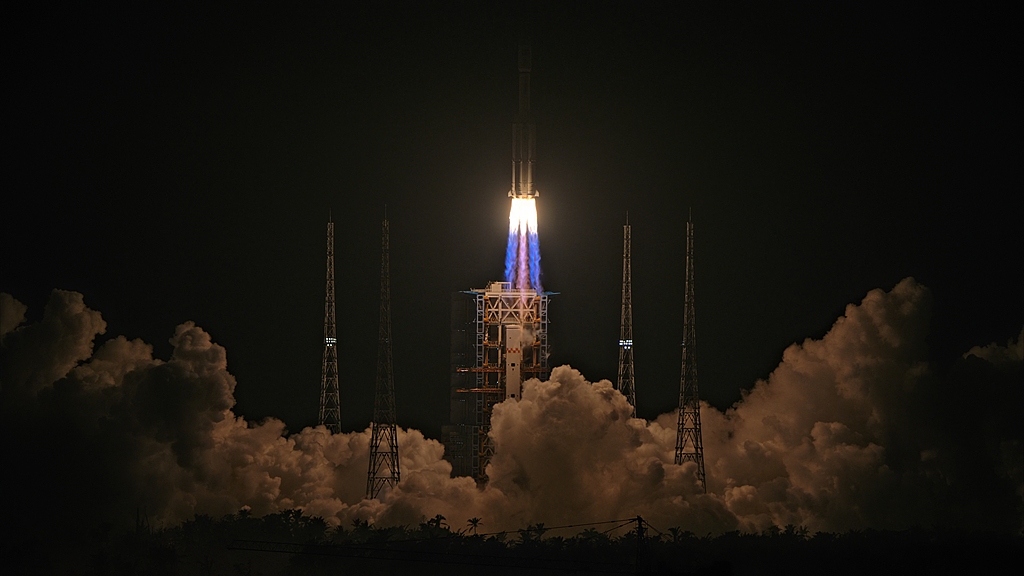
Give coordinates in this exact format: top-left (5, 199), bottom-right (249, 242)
top-left (675, 214), bottom-right (706, 492)
top-left (443, 283), bottom-right (551, 482)
top-left (318, 217), bottom-right (342, 433)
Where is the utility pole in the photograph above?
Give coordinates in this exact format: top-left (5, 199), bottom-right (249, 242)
top-left (617, 214), bottom-right (636, 416)
top-left (319, 216), bottom-right (341, 433)
top-left (367, 213), bottom-right (400, 498)
top-left (634, 515), bottom-right (648, 575)
top-left (675, 213), bottom-right (706, 492)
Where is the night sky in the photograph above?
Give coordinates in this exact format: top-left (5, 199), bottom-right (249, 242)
top-left (5, 2), bottom-right (1021, 441)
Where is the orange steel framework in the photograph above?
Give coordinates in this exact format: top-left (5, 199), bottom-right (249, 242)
top-left (446, 282), bottom-right (550, 482)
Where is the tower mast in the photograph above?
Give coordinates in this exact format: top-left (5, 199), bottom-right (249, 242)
top-left (367, 212), bottom-right (400, 498)
top-left (675, 213), bottom-right (706, 492)
top-left (319, 217), bottom-right (341, 433)
top-left (617, 214), bottom-right (636, 416)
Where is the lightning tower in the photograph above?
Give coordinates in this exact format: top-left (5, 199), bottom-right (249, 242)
top-left (617, 214), bottom-right (636, 416)
top-left (319, 217), bottom-right (341, 433)
top-left (367, 213), bottom-right (400, 498)
top-left (675, 214), bottom-right (706, 492)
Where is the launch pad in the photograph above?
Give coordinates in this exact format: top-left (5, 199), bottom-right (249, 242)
top-left (443, 282), bottom-right (552, 481)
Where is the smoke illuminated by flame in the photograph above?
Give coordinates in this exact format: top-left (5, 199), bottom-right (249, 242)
top-left (505, 198), bottom-right (542, 292)
top-left (2, 282), bottom-right (1022, 535)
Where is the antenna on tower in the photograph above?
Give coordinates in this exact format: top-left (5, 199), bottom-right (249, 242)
top-left (617, 213), bottom-right (636, 416)
top-left (367, 212), bottom-right (400, 498)
top-left (675, 211), bottom-right (706, 492)
top-left (319, 216), bottom-right (341, 433)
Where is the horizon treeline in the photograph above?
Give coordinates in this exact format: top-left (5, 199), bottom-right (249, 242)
top-left (9, 508), bottom-right (1021, 575)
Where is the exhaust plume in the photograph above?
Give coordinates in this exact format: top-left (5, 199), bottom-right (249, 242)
top-left (505, 198), bottom-right (542, 292)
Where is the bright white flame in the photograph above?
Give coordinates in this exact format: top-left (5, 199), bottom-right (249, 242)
top-left (508, 198), bottom-right (538, 235)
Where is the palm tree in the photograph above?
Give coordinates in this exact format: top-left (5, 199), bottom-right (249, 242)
top-left (426, 514), bottom-right (448, 530)
top-left (518, 523), bottom-right (547, 543)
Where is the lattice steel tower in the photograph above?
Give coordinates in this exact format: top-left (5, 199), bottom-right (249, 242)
top-left (675, 214), bottom-right (706, 492)
top-left (319, 217), bottom-right (341, 433)
top-left (617, 214), bottom-right (636, 416)
top-left (367, 214), bottom-right (400, 498)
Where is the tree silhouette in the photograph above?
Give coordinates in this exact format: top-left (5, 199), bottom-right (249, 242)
top-left (427, 514), bottom-right (448, 529)
top-left (24, 507), bottom-right (1019, 576)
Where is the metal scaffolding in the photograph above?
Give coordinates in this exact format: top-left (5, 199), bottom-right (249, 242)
top-left (675, 214), bottom-right (706, 492)
top-left (617, 215), bottom-right (636, 416)
top-left (367, 215), bottom-right (400, 498)
top-left (444, 282), bottom-right (551, 482)
top-left (319, 217), bottom-right (341, 434)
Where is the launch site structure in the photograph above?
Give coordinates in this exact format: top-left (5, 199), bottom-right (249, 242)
top-left (675, 214), bottom-right (706, 492)
top-left (319, 217), bottom-right (342, 433)
top-left (445, 284), bottom-right (552, 481)
top-left (442, 43), bottom-right (552, 482)
top-left (367, 214), bottom-right (400, 498)
top-left (617, 215), bottom-right (636, 416)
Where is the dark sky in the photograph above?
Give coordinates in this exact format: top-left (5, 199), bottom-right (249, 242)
top-left (5, 3), bottom-right (1021, 439)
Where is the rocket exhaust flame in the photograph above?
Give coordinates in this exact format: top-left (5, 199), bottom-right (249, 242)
top-left (502, 44), bottom-right (542, 293)
top-left (505, 198), bottom-right (542, 292)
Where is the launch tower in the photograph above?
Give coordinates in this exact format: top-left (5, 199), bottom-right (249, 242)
top-left (445, 283), bottom-right (551, 481)
top-left (443, 44), bottom-right (552, 482)
top-left (367, 214), bottom-right (400, 497)
top-left (319, 217), bottom-right (341, 433)
top-left (617, 215), bottom-right (636, 416)
top-left (675, 215), bottom-right (706, 492)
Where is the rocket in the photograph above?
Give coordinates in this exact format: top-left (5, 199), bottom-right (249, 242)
top-left (510, 43), bottom-right (537, 198)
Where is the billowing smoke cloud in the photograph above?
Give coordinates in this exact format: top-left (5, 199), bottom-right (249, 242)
top-left (703, 280), bottom-right (1022, 533)
top-left (965, 328), bottom-right (1024, 365)
top-left (1, 280), bottom-right (1020, 538)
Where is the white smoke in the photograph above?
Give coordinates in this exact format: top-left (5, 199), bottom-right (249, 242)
top-left (965, 327), bottom-right (1024, 365)
top-left (1, 281), bottom-right (1020, 536)
top-left (0, 292), bottom-right (28, 338)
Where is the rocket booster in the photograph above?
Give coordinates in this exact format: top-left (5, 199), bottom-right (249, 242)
top-left (510, 43), bottom-right (537, 199)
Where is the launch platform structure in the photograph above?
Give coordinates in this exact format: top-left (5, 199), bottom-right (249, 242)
top-left (367, 214), bottom-right (400, 498)
top-left (617, 215), bottom-right (636, 416)
top-left (446, 283), bottom-right (551, 482)
top-left (675, 214), bottom-right (706, 492)
top-left (318, 217), bottom-right (341, 433)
